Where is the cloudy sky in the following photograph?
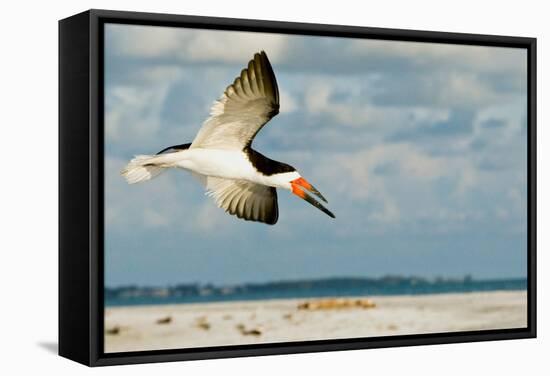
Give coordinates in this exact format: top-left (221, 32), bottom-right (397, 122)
top-left (104, 23), bottom-right (528, 287)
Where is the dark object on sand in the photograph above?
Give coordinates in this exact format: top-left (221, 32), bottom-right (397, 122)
top-left (105, 326), bottom-right (120, 335)
top-left (156, 316), bottom-right (172, 324)
top-left (196, 316), bottom-right (211, 330)
top-left (236, 324), bottom-right (263, 336)
top-left (298, 298), bottom-right (376, 310)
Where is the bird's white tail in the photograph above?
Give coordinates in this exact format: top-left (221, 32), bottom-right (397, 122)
top-left (121, 155), bottom-right (165, 184)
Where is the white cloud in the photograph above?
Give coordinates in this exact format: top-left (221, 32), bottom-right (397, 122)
top-left (194, 201), bottom-right (229, 232)
top-left (323, 143), bottom-right (446, 226)
top-left (143, 208), bottom-right (170, 228)
top-left (348, 39), bottom-right (526, 75)
top-left (107, 24), bottom-right (184, 58)
top-left (107, 24), bottom-right (287, 64)
top-left (303, 80), bottom-right (384, 128)
top-left (438, 71), bottom-right (500, 108)
top-left (337, 143), bottom-right (445, 191)
top-left (105, 75), bottom-right (176, 143)
top-left (454, 163), bottom-right (478, 196)
top-left (301, 77), bottom-right (468, 142)
top-left (278, 88), bottom-right (298, 114)
top-left (104, 156), bottom-right (201, 232)
top-left (322, 139), bottom-right (524, 230)
top-left (367, 191), bottom-right (401, 224)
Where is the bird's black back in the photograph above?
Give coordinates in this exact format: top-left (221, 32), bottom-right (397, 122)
top-left (244, 146), bottom-right (295, 176)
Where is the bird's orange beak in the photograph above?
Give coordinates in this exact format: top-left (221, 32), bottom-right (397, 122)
top-left (291, 177), bottom-right (335, 218)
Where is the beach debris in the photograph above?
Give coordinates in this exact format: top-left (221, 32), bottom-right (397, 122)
top-left (222, 314), bottom-right (233, 320)
top-left (283, 312), bottom-right (305, 325)
top-left (196, 316), bottom-right (211, 330)
top-left (105, 326), bottom-right (121, 335)
top-left (236, 323), bottom-right (263, 336)
top-left (298, 298), bottom-right (376, 311)
top-left (156, 316), bottom-right (172, 325)
top-left (387, 324), bottom-right (398, 331)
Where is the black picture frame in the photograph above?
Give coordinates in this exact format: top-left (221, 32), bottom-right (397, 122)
top-left (59, 8), bottom-right (537, 367)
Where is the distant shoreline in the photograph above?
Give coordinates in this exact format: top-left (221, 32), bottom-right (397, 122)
top-left (105, 290), bottom-right (528, 353)
top-left (105, 276), bottom-right (527, 308)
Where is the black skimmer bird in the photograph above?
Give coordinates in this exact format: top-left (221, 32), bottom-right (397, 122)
top-left (122, 51), bottom-right (335, 225)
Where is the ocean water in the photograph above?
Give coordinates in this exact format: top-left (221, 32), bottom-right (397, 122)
top-left (105, 278), bottom-right (527, 307)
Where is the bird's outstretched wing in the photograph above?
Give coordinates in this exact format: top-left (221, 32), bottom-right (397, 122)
top-left (200, 176), bottom-right (279, 225)
top-left (190, 51), bottom-right (280, 150)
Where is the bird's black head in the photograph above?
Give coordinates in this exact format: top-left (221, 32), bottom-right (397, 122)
top-left (245, 147), bottom-right (335, 219)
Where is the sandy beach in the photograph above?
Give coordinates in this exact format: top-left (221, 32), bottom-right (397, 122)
top-left (104, 290), bottom-right (527, 353)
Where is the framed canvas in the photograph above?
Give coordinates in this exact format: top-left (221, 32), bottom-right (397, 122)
top-left (59, 9), bottom-right (537, 366)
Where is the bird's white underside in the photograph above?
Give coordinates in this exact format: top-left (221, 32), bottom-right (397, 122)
top-left (156, 148), bottom-right (299, 190)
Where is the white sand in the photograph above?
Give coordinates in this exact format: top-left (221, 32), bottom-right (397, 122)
top-left (104, 290), bottom-right (527, 353)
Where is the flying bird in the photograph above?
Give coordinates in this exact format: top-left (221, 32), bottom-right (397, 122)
top-left (122, 51), bottom-right (335, 225)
